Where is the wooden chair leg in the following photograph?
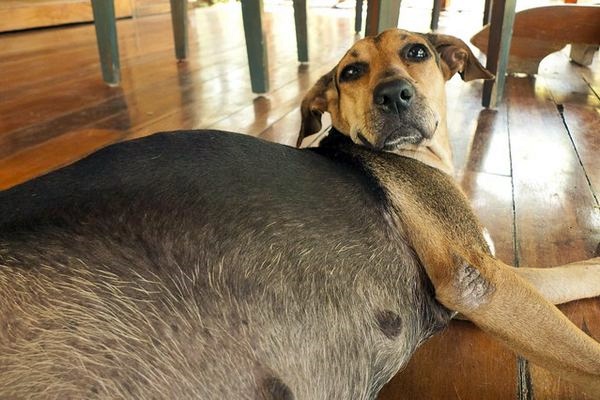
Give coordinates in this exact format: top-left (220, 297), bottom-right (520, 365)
top-left (91, 0), bottom-right (120, 86)
top-left (169, 0), bottom-right (188, 60)
top-left (355, 0), bottom-right (364, 33)
top-left (365, 0), bottom-right (402, 36)
top-left (482, 0), bottom-right (516, 108)
top-left (241, 0), bottom-right (269, 93)
top-left (483, 0), bottom-right (493, 25)
top-left (293, 0), bottom-right (308, 63)
top-left (570, 44), bottom-right (599, 66)
top-left (430, 0), bottom-right (441, 31)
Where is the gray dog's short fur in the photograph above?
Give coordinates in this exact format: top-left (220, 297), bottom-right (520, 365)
top-left (0, 130), bottom-right (455, 399)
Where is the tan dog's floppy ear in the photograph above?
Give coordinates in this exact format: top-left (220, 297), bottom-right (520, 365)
top-left (425, 33), bottom-right (494, 81)
top-left (297, 67), bottom-right (337, 147)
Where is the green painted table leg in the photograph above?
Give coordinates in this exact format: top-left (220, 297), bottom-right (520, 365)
top-left (482, 0), bottom-right (516, 108)
top-left (293, 0), bottom-right (308, 63)
top-left (355, 0), bottom-right (364, 33)
top-left (430, 0), bottom-right (441, 31)
top-left (241, 0), bottom-right (269, 93)
top-left (91, 0), bottom-right (120, 86)
top-left (170, 0), bottom-right (188, 60)
top-left (365, 0), bottom-right (401, 36)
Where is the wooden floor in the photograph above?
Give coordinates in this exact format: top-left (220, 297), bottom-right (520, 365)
top-left (1, 1), bottom-right (599, 399)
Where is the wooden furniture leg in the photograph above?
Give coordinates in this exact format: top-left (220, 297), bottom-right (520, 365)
top-left (365, 0), bottom-right (401, 36)
top-left (293, 0), bottom-right (309, 63)
top-left (483, 0), bottom-right (493, 25)
top-left (169, 0), bottom-right (188, 60)
top-left (241, 0), bottom-right (269, 93)
top-left (570, 44), bottom-right (599, 66)
top-left (91, 0), bottom-right (120, 86)
top-left (481, 0), bottom-right (516, 108)
top-left (355, 0), bottom-right (364, 33)
top-left (430, 0), bottom-right (441, 31)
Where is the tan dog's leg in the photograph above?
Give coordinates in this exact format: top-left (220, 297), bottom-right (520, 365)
top-left (374, 166), bottom-right (600, 395)
top-left (432, 253), bottom-right (600, 397)
top-left (514, 257), bottom-right (600, 305)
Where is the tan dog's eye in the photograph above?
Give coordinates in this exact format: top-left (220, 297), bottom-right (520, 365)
top-left (339, 62), bottom-right (368, 82)
top-left (404, 44), bottom-right (430, 62)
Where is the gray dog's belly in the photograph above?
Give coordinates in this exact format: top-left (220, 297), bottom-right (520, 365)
top-left (0, 130), bottom-right (451, 399)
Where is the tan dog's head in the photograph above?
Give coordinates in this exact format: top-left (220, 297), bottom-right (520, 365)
top-left (299, 29), bottom-right (493, 175)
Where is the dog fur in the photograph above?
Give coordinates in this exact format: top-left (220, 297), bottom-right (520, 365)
top-left (1, 29), bottom-right (600, 399)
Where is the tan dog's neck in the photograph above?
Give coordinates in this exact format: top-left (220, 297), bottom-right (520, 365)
top-left (388, 117), bottom-right (454, 176)
top-left (298, 29), bottom-right (493, 176)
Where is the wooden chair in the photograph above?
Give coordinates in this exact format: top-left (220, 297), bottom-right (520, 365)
top-left (91, 0), bottom-right (308, 93)
top-left (471, 5), bottom-right (600, 75)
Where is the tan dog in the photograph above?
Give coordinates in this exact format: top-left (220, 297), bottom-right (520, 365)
top-left (298, 28), bottom-right (600, 394)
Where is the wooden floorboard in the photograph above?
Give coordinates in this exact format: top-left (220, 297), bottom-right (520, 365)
top-left (0, 1), bottom-right (599, 398)
top-left (561, 103), bottom-right (600, 202)
top-left (506, 75), bottom-right (600, 399)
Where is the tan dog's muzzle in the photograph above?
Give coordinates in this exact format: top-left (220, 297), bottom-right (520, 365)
top-left (373, 79), bottom-right (414, 117)
top-left (368, 77), bottom-right (438, 150)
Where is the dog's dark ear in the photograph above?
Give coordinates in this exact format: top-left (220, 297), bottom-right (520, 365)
top-left (425, 33), bottom-right (494, 81)
top-left (298, 67), bottom-right (337, 147)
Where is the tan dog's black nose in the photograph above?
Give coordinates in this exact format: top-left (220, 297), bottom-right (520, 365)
top-left (373, 80), bottom-right (414, 114)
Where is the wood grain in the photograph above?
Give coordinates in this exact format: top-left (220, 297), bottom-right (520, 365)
top-left (134, 0), bottom-right (171, 17)
top-left (506, 76), bottom-right (600, 399)
top-left (561, 103), bottom-right (600, 201)
top-left (380, 319), bottom-right (518, 400)
top-left (471, 5), bottom-right (600, 74)
top-left (0, 128), bottom-right (125, 190)
top-left (0, 0), bottom-right (133, 33)
top-left (0, 3), bottom-right (599, 398)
